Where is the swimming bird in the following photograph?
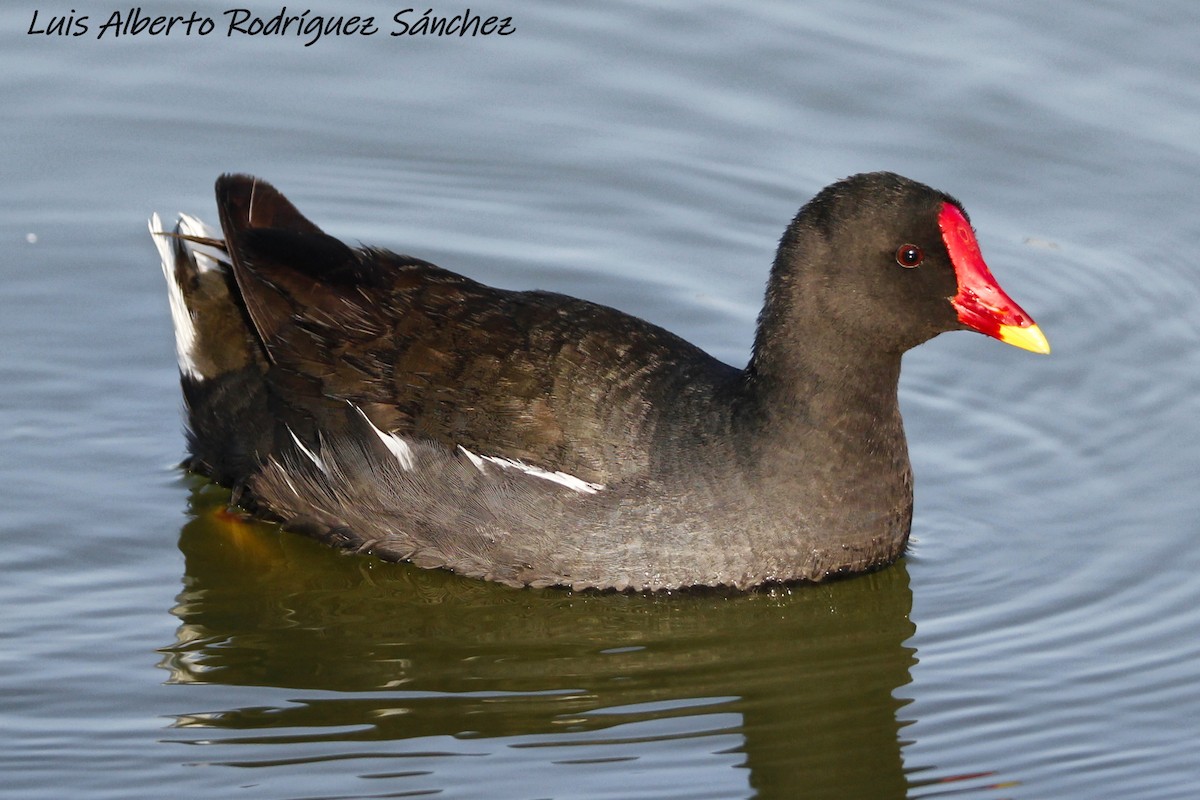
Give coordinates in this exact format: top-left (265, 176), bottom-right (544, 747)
top-left (152, 172), bottom-right (1048, 590)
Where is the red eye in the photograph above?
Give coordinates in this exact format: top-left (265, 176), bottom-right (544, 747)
top-left (896, 244), bottom-right (923, 268)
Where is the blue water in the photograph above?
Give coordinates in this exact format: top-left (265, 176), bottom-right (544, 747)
top-left (2, 2), bottom-right (1198, 798)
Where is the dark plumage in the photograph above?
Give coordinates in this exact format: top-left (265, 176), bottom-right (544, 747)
top-left (152, 171), bottom-right (1047, 590)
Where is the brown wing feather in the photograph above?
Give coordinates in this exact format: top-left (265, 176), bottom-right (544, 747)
top-left (213, 176), bottom-right (735, 484)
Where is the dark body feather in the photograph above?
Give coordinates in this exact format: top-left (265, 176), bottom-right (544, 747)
top-left (155, 172), bottom-right (1040, 590)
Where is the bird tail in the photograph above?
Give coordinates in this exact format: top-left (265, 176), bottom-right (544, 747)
top-left (150, 209), bottom-right (272, 486)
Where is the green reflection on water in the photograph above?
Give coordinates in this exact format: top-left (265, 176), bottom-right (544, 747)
top-left (160, 479), bottom-right (919, 799)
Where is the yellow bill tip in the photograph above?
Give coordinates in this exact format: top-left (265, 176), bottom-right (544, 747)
top-left (998, 322), bottom-right (1051, 355)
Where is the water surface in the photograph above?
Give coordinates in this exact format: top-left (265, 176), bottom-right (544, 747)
top-left (2, 2), bottom-right (1198, 798)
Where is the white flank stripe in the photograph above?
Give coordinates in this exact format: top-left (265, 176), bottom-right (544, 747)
top-left (279, 470), bottom-right (302, 499)
top-left (150, 213), bottom-right (202, 382)
top-left (353, 405), bottom-right (416, 470)
top-left (457, 445), bottom-right (486, 472)
top-left (457, 445), bottom-right (604, 495)
top-left (288, 427), bottom-right (326, 474)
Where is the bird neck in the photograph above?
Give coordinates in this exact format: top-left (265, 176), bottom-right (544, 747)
top-left (742, 311), bottom-right (905, 441)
